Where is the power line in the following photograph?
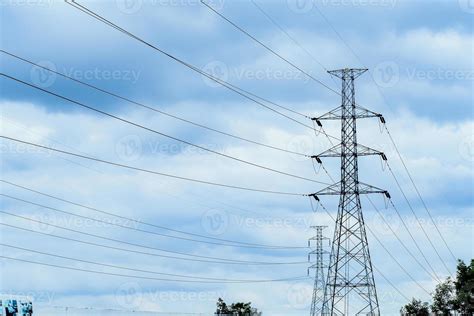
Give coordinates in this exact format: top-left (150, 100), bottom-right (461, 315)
top-left (314, 200), bottom-right (431, 296)
top-left (365, 196), bottom-right (442, 282)
top-left (0, 219), bottom-right (306, 265)
top-left (309, 4), bottom-right (457, 265)
top-left (0, 179), bottom-right (301, 248)
top-left (0, 254), bottom-right (309, 284)
top-left (0, 136), bottom-right (307, 196)
top-left (0, 49), bottom-right (309, 158)
top-left (249, 0), bottom-right (335, 83)
top-left (0, 193), bottom-right (306, 250)
top-left (384, 125), bottom-right (457, 262)
top-left (386, 162), bottom-right (452, 276)
top-left (314, 115), bottom-right (445, 282)
top-left (0, 243), bottom-right (303, 283)
top-left (65, 0), bottom-right (315, 127)
top-left (0, 73), bottom-right (327, 186)
top-left (200, 0), bottom-right (339, 95)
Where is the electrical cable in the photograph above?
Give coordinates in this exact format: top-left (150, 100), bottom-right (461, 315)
top-left (0, 220), bottom-right (306, 265)
top-left (65, 1), bottom-right (316, 127)
top-left (0, 179), bottom-right (302, 248)
top-left (1, 193), bottom-right (306, 250)
top-left (0, 136), bottom-right (306, 196)
top-left (0, 49), bottom-right (310, 158)
top-left (0, 73), bottom-right (327, 185)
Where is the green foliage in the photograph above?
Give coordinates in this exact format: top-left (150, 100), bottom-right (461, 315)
top-left (453, 259), bottom-right (474, 314)
top-left (400, 298), bottom-right (430, 315)
top-left (215, 298), bottom-right (255, 315)
top-left (400, 259), bottom-right (474, 315)
top-left (431, 278), bottom-right (455, 315)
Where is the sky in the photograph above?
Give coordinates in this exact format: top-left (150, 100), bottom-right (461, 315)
top-left (0, 0), bottom-right (473, 315)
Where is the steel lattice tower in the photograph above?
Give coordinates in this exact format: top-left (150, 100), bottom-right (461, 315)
top-left (308, 226), bottom-right (329, 316)
top-left (310, 69), bottom-right (390, 315)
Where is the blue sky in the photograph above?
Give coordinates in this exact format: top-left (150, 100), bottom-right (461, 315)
top-left (0, 0), bottom-right (473, 315)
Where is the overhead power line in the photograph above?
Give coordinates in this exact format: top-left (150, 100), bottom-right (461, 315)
top-left (384, 125), bottom-right (457, 263)
top-left (386, 162), bottom-right (452, 276)
top-left (0, 49), bottom-right (309, 158)
top-left (315, 108), bottom-right (448, 282)
top-left (0, 219), bottom-right (305, 265)
top-left (0, 179), bottom-right (301, 249)
top-left (308, 4), bottom-right (457, 264)
top-left (1, 193), bottom-right (306, 250)
top-left (1, 73), bottom-right (327, 185)
top-left (0, 243), bottom-right (303, 283)
top-left (0, 135), bottom-right (307, 196)
top-left (249, 0), bottom-right (335, 81)
top-left (200, 0), bottom-right (339, 95)
top-left (314, 200), bottom-right (431, 296)
top-left (65, 1), bottom-right (315, 127)
top-left (0, 254), bottom-right (309, 284)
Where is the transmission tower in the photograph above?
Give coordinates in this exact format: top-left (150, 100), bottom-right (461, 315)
top-left (308, 225), bottom-right (329, 316)
top-left (310, 68), bottom-right (390, 315)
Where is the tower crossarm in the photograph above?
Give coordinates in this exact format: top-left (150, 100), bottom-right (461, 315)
top-left (308, 182), bottom-right (390, 200)
top-left (311, 143), bottom-right (387, 162)
top-left (311, 105), bottom-right (384, 127)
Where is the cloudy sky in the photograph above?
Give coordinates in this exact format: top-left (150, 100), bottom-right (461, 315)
top-left (0, 0), bottom-right (473, 315)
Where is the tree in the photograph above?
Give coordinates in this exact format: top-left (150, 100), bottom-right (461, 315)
top-left (400, 298), bottom-right (430, 316)
top-left (431, 278), bottom-right (455, 315)
top-left (216, 298), bottom-right (230, 315)
top-left (230, 302), bottom-right (252, 315)
top-left (453, 259), bottom-right (474, 315)
top-left (215, 298), bottom-right (258, 315)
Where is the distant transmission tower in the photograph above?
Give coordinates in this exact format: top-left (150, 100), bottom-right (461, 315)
top-left (310, 68), bottom-right (389, 315)
top-left (308, 226), bottom-right (329, 316)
